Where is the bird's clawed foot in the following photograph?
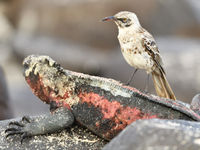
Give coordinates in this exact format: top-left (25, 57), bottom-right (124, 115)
top-left (125, 81), bottom-right (131, 86)
top-left (5, 116), bottom-right (32, 144)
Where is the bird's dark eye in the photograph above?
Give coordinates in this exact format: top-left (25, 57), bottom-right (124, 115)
top-left (117, 18), bottom-right (128, 23)
top-left (122, 18), bottom-right (128, 23)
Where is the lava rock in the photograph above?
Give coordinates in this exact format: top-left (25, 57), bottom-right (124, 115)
top-left (103, 119), bottom-right (200, 150)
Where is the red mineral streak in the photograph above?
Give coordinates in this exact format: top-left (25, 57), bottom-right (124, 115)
top-left (79, 92), bottom-right (157, 138)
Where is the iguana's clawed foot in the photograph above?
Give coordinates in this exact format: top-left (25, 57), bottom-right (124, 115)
top-left (5, 108), bottom-right (74, 143)
top-left (5, 116), bottom-right (33, 144)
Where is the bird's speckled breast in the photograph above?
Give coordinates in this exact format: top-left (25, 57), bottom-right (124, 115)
top-left (118, 32), bottom-right (154, 73)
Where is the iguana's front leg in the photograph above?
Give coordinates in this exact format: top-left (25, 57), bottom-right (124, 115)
top-left (5, 107), bottom-right (74, 143)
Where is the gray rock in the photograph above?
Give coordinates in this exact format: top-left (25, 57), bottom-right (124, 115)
top-left (191, 94), bottom-right (200, 114)
top-left (103, 119), bottom-right (200, 150)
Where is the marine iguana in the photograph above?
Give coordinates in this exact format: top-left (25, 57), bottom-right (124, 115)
top-left (5, 55), bottom-right (200, 142)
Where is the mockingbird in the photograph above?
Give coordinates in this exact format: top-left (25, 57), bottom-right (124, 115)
top-left (102, 11), bottom-right (176, 100)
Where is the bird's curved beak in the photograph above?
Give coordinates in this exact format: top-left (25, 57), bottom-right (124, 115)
top-left (102, 16), bottom-right (116, 22)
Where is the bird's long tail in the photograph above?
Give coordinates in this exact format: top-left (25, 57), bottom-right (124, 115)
top-left (151, 70), bottom-right (176, 100)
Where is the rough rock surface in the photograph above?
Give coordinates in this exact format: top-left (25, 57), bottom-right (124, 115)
top-left (103, 119), bottom-right (200, 150)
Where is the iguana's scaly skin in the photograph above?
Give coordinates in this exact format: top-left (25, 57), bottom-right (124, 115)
top-left (5, 55), bottom-right (200, 141)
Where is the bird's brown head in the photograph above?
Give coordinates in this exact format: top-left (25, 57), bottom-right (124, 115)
top-left (102, 11), bottom-right (141, 29)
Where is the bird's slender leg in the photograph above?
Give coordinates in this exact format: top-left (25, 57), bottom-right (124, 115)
top-left (126, 69), bottom-right (138, 85)
top-left (144, 74), bottom-right (150, 93)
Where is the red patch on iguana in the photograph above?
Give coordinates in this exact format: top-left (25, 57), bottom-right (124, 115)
top-left (79, 92), bottom-right (157, 139)
top-left (25, 75), bottom-right (71, 109)
top-left (26, 76), bottom-right (51, 103)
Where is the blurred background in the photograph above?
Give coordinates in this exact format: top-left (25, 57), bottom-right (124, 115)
top-left (0, 0), bottom-right (200, 119)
